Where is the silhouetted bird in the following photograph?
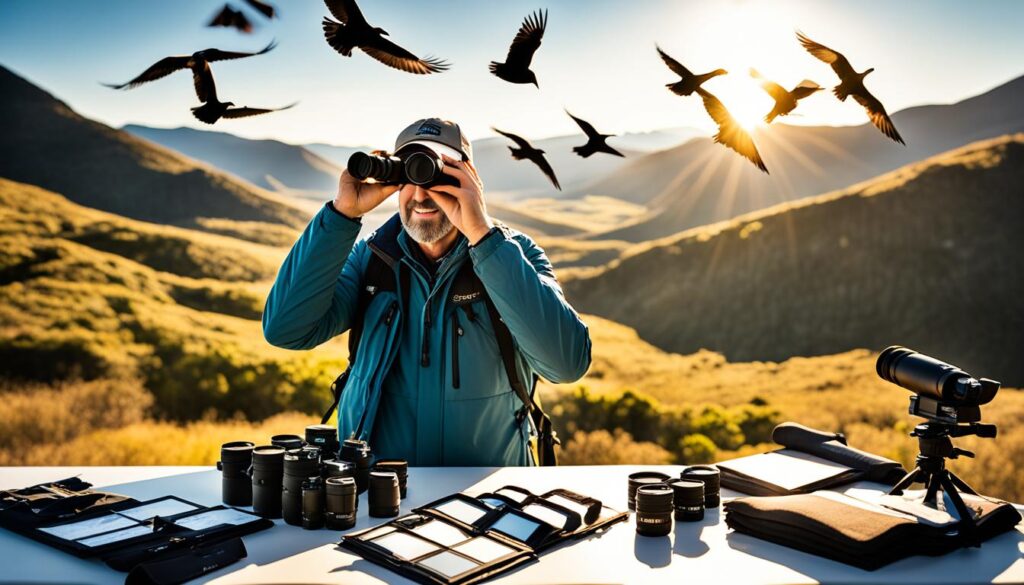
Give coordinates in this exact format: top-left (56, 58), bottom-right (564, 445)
top-left (244, 0), bottom-right (276, 19)
top-left (103, 41), bottom-right (276, 93)
top-left (490, 10), bottom-right (547, 87)
top-left (322, 0), bottom-right (449, 74)
top-left (566, 110), bottom-right (624, 158)
top-left (695, 88), bottom-right (768, 174)
top-left (492, 128), bottom-right (561, 190)
top-left (657, 45), bottom-right (726, 96)
top-left (208, 5), bottom-right (253, 33)
top-left (190, 64), bottom-right (295, 124)
top-left (797, 31), bottom-right (904, 145)
top-left (749, 68), bottom-right (822, 123)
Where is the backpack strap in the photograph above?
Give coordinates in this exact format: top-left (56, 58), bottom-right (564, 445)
top-left (452, 262), bottom-right (560, 466)
top-left (320, 249), bottom-right (402, 424)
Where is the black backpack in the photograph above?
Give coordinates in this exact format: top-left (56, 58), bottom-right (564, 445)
top-left (320, 250), bottom-right (560, 466)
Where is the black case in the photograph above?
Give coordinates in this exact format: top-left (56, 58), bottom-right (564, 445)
top-left (0, 478), bottom-right (272, 584)
top-left (338, 485), bottom-right (628, 585)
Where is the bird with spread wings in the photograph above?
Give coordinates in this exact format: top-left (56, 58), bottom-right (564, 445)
top-left (322, 0), bottom-right (449, 75)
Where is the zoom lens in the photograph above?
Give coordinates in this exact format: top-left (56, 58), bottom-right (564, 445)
top-left (368, 471), bottom-right (400, 518)
top-left (339, 439), bottom-right (372, 494)
top-left (635, 484), bottom-right (674, 537)
top-left (627, 471), bottom-right (670, 511)
top-left (876, 346), bottom-right (997, 406)
top-left (305, 424), bottom-right (339, 460)
top-left (283, 447), bottom-right (321, 526)
top-left (372, 459), bottom-right (408, 499)
top-left (217, 441), bottom-right (254, 507)
top-left (251, 445), bottom-right (285, 518)
top-left (669, 479), bottom-right (705, 522)
top-left (301, 476), bottom-right (326, 530)
top-left (325, 476), bottom-right (358, 530)
top-left (681, 465), bottom-right (721, 508)
top-left (271, 434), bottom-right (304, 451)
top-left (347, 152), bottom-right (404, 184)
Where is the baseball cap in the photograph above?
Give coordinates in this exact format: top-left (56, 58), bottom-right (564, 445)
top-left (394, 118), bottom-right (473, 162)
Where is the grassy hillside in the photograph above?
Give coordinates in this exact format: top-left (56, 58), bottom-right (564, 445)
top-left (0, 178), bottom-right (343, 420)
top-left (564, 135), bottom-right (1024, 385)
top-left (583, 73), bottom-right (1024, 242)
top-left (124, 125), bottom-right (343, 198)
top-left (0, 64), bottom-right (308, 244)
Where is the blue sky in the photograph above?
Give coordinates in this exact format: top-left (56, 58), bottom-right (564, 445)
top-left (2, 0), bottom-right (1022, 147)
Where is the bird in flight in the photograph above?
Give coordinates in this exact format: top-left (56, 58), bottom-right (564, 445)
top-left (190, 63), bottom-right (295, 124)
top-left (657, 46), bottom-right (727, 96)
top-left (208, 5), bottom-right (253, 33)
top-left (566, 110), bottom-right (624, 158)
top-left (322, 0), bottom-right (450, 74)
top-left (103, 41), bottom-right (277, 92)
top-left (796, 31), bottom-right (905, 145)
top-left (244, 0), bottom-right (276, 20)
top-left (695, 88), bottom-right (769, 174)
top-left (490, 10), bottom-right (548, 87)
top-left (749, 69), bottom-right (822, 124)
top-left (492, 128), bottom-right (561, 190)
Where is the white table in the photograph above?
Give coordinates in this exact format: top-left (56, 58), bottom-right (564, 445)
top-left (1, 465), bottom-right (1022, 584)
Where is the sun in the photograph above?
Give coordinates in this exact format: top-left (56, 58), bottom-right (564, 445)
top-left (712, 73), bottom-right (772, 132)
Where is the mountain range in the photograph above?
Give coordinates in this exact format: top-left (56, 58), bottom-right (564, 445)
top-left (0, 65), bottom-right (306, 245)
top-left (563, 134), bottom-right (1024, 384)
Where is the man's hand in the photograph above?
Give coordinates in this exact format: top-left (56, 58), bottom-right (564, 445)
top-left (428, 155), bottom-right (494, 245)
top-left (333, 169), bottom-right (399, 219)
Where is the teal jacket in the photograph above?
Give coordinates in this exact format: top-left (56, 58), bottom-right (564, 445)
top-left (262, 203), bottom-right (591, 466)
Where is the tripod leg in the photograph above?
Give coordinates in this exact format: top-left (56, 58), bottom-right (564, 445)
top-left (888, 468), bottom-right (921, 496)
top-left (938, 473), bottom-right (979, 546)
top-left (947, 471), bottom-right (979, 496)
top-left (923, 473), bottom-right (941, 506)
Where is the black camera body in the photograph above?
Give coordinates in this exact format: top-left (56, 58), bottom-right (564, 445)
top-left (347, 146), bottom-right (460, 189)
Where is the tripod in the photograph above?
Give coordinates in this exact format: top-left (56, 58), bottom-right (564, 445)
top-left (887, 421), bottom-right (994, 544)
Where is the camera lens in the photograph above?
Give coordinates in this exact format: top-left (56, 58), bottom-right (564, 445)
top-left (627, 471), bottom-right (670, 511)
top-left (681, 465), bottom-right (721, 508)
top-left (271, 434), bottom-right (304, 451)
top-left (251, 445), bottom-right (285, 518)
top-left (301, 476), bottom-right (326, 530)
top-left (305, 424), bottom-right (338, 459)
top-left (283, 447), bottom-right (322, 526)
top-left (325, 476), bottom-right (358, 530)
top-left (669, 479), bottom-right (705, 522)
top-left (372, 459), bottom-right (408, 499)
top-left (347, 152), bottom-right (403, 184)
top-left (218, 441), bottom-right (254, 507)
top-left (635, 484), bottom-right (673, 537)
top-left (322, 458), bottom-right (355, 481)
top-left (403, 151), bottom-right (442, 185)
top-left (368, 471), bottom-right (400, 518)
top-left (338, 439), bottom-right (372, 494)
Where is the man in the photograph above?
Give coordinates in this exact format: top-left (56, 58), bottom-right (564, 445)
top-left (263, 118), bottom-right (591, 466)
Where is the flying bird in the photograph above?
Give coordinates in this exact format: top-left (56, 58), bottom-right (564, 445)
top-left (244, 0), bottom-right (276, 19)
top-left (208, 4), bottom-right (253, 33)
top-left (796, 31), bottom-right (905, 145)
top-left (749, 69), bottom-right (822, 123)
top-left (492, 128), bottom-right (561, 190)
top-left (490, 10), bottom-right (547, 87)
top-left (565, 110), bottom-right (624, 158)
top-left (322, 0), bottom-right (449, 74)
top-left (103, 41), bottom-right (277, 92)
top-left (190, 64), bottom-right (295, 124)
top-left (695, 88), bottom-right (769, 174)
top-left (657, 45), bottom-right (726, 96)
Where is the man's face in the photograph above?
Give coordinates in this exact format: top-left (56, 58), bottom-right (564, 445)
top-left (398, 183), bottom-right (454, 244)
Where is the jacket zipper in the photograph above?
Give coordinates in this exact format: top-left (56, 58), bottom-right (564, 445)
top-left (383, 301), bottom-right (397, 326)
top-left (421, 298), bottom-right (431, 366)
top-left (451, 312), bottom-right (462, 389)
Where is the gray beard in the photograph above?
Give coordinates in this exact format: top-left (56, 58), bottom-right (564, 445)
top-left (400, 199), bottom-right (454, 244)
